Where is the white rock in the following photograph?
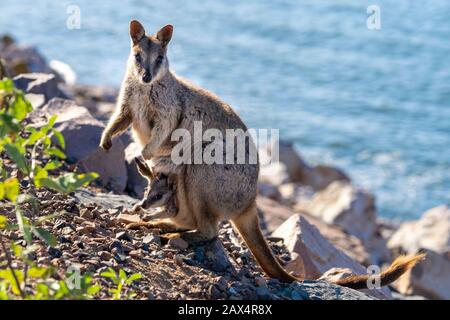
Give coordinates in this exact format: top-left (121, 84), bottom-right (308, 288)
top-left (393, 249), bottom-right (450, 300)
top-left (272, 214), bottom-right (391, 299)
top-left (388, 205), bottom-right (450, 255)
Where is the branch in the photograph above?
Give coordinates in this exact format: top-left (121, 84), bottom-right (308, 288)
top-left (0, 233), bottom-right (25, 299)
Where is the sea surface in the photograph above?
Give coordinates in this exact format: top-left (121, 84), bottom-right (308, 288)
top-left (1, 0), bottom-right (449, 221)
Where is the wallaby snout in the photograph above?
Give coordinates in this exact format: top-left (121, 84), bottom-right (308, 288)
top-left (142, 70), bottom-right (152, 83)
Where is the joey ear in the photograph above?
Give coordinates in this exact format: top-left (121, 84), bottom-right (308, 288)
top-left (130, 20), bottom-right (146, 44)
top-left (134, 157), bottom-right (153, 180)
top-left (156, 24), bottom-right (173, 47)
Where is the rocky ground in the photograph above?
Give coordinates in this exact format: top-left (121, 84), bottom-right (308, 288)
top-left (1, 34), bottom-right (449, 300)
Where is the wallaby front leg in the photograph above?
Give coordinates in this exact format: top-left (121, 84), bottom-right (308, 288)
top-left (100, 89), bottom-right (132, 150)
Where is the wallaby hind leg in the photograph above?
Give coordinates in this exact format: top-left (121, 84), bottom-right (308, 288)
top-left (162, 219), bottom-right (218, 243)
top-left (125, 220), bottom-right (187, 233)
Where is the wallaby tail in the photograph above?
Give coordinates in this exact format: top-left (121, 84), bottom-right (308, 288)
top-left (231, 203), bottom-right (298, 283)
top-left (333, 253), bottom-right (426, 289)
top-left (231, 201), bottom-right (426, 289)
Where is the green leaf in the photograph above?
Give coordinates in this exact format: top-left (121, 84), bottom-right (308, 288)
top-left (31, 226), bottom-right (56, 247)
top-left (3, 178), bottom-right (19, 203)
top-left (47, 115), bottom-right (57, 127)
top-left (0, 182), bottom-right (4, 200)
top-left (24, 129), bottom-right (45, 146)
top-left (0, 78), bottom-right (14, 92)
top-left (51, 129), bottom-right (65, 149)
top-left (34, 165), bottom-right (48, 180)
top-left (87, 284), bottom-right (101, 296)
top-left (126, 273), bottom-right (142, 284)
top-left (43, 159), bottom-right (62, 171)
top-left (27, 267), bottom-right (48, 278)
top-left (10, 93), bottom-right (32, 121)
top-left (0, 215), bottom-right (6, 229)
top-left (119, 269), bottom-right (127, 281)
top-left (16, 209), bottom-right (32, 245)
top-left (0, 269), bottom-right (24, 296)
top-left (4, 143), bottom-right (29, 175)
top-left (0, 113), bottom-right (21, 135)
top-left (45, 147), bottom-right (66, 159)
top-left (37, 172), bottom-right (98, 194)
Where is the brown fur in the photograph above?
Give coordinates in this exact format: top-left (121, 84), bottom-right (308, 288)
top-left (102, 20), bottom-right (424, 290)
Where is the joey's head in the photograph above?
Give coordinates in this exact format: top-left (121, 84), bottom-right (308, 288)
top-left (134, 157), bottom-right (176, 210)
top-left (141, 173), bottom-right (175, 209)
top-left (129, 20), bottom-right (173, 84)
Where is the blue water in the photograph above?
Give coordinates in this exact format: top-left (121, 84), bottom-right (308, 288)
top-left (1, 1), bottom-right (449, 221)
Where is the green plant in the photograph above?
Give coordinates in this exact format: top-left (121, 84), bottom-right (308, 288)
top-left (0, 76), bottom-right (100, 299)
top-left (100, 267), bottom-right (142, 300)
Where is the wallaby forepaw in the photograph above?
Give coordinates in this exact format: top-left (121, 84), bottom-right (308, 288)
top-left (100, 135), bottom-right (112, 151)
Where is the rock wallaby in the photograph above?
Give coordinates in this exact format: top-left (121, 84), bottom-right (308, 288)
top-left (100, 20), bottom-right (425, 288)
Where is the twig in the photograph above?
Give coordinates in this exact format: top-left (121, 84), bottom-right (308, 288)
top-left (0, 233), bottom-right (25, 299)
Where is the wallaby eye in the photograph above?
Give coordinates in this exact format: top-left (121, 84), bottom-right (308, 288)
top-left (156, 55), bottom-right (164, 64)
top-left (135, 53), bottom-right (142, 62)
top-left (151, 194), bottom-right (162, 201)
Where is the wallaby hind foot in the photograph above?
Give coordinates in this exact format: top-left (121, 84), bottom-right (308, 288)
top-left (125, 221), bottom-right (186, 233)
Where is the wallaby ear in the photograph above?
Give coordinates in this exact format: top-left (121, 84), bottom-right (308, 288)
top-left (134, 157), bottom-right (153, 180)
top-left (130, 20), bottom-right (146, 44)
top-left (156, 25), bottom-right (173, 47)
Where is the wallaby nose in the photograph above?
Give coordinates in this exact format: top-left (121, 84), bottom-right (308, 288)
top-left (142, 71), bottom-right (152, 83)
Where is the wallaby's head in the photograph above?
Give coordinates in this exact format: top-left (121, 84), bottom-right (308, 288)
top-left (128, 20), bottom-right (173, 84)
top-left (134, 157), bottom-right (176, 210)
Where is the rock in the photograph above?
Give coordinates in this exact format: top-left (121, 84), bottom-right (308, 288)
top-left (257, 182), bottom-right (283, 201)
top-left (268, 140), bottom-right (308, 182)
top-left (257, 196), bottom-right (371, 265)
top-left (76, 225), bottom-right (95, 234)
top-left (256, 286), bottom-right (271, 299)
top-left (117, 213), bottom-right (141, 224)
top-left (393, 249), bottom-right (450, 300)
top-left (289, 281), bottom-right (375, 300)
top-left (98, 251), bottom-right (113, 261)
top-left (49, 60), bottom-right (77, 86)
top-left (47, 247), bottom-right (62, 258)
top-left (168, 237), bottom-right (189, 250)
top-left (259, 162), bottom-right (290, 186)
top-left (72, 189), bottom-right (138, 210)
top-left (272, 214), bottom-right (391, 299)
top-left (13, 73), bottom-right (67, 105)
top-left (124, 142), bottom-right (147, 198)
top-left (296, 181), bottom-right (391, 264)
top-left (261, 140), bottom-right (349, 190)
top-left (0, 37), bottom-right (53, 76)
top-left (208, 284), bottom-right (223, 299)
top-left (115, 231), bottom-right (131, 241)
top-left (297, 181), bottom-right (376, 241)
top-left (143, 232), bottom-right (161, 247)
top-left (79, 208), bottom-right (93, 219)
top-left (388, 205), bottom-right (450, 255)
top-left (278, 182), bottom-right (314, 206)
top-left (37, 98), bottom-right (127, 192)
top-left (63, 84), bottom-right (118, 120)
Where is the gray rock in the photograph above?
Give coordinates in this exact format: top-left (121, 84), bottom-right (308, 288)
top-left (38, 98), bottom-right (128, 192)
top-left (14, 73), bottom-right (67, 105)
top-left (72, 189), bottom-right (138, 210)
top-left (289, 281), bottom-right (376, 300)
